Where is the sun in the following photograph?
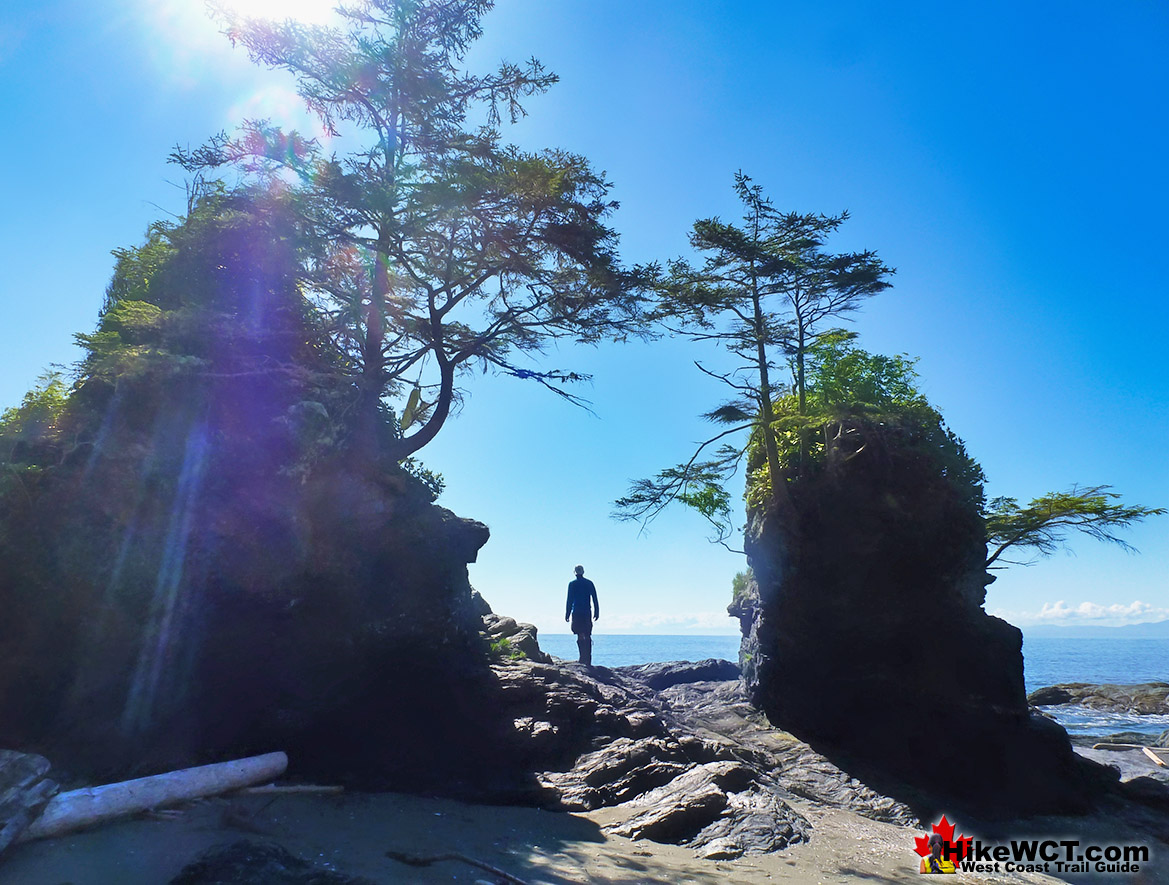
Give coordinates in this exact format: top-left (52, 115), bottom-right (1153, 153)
top-left (218, 0), bottom-right (339, 25)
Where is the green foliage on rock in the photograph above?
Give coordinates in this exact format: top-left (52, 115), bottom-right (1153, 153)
top-left (0, 371), bottom-right (69, 457)
top-left (487, 636), bottom-right (526, 661)
top-left (730, 569), bottom-right (753, 606)
top-left (745, 332), bottom-right (986, 513)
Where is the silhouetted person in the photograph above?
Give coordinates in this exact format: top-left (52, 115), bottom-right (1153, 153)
top-left (565, 565), bottom-right (599, 665)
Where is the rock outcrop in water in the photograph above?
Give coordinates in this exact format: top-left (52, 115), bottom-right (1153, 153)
top-left (731, 415), bottom-right (1116, 818)
top-left (1029, 683), bottom-right (1169, 715)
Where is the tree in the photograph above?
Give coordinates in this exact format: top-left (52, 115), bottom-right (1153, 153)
top-left (614, 175), bottom-right (891, 545)
top-left (984, 486), bottom-right (1165, 569)
top-left (178, 0), bottom-right (641, 460)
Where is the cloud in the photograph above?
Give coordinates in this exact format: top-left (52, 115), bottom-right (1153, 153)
top-left (990, 600), bottom-right (1169, 627)
top-left (598, 611), bottom-right (740, 634)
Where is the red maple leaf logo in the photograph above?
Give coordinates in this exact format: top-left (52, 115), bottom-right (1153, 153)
top-left (914, 814), bottom-right (970, 862)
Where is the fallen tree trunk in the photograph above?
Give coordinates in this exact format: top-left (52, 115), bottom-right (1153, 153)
top-left (19, 751), bottom-right (287, 843)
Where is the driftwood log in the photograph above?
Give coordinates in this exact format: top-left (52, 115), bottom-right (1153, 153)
top-left (18, 751), bottom-right (287, 843)
top-left (1142, 747), bottom-right (1168, 767)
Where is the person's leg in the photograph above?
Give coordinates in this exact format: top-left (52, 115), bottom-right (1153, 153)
top-left (571, 612), bottom-right (591, 665)
top-left (578, 629), bottom-right (592, 666)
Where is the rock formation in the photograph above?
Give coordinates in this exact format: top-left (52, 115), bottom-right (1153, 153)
top-left (731, 416), bottom-right (1116, 818)
top-left (476, 591), bottom-right (553, 664)
top-left (1029, 683), bottom-right (1169, 715)
top-left (0, 438), bottom-right (504, 793)
top-left (483, 657), bottom-right (917, 858)
top-left (0, 194), bottom-right (516, 793)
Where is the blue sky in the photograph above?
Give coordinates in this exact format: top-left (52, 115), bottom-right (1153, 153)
top-left (1, 1), bottom-right (1166, 636)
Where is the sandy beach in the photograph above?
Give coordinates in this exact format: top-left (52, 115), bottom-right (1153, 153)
top-left (0, 785), bottom-right (1129, 885)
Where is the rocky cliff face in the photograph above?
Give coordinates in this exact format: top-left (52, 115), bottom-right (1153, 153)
top-left (731, 417), bottom-right (1114, 818)
top-left (0, 195), bottom-right (511, 790)
top-left (0, 335), bottom-right (512, 794)
top-left (0, 429), bottom-right (499, 791)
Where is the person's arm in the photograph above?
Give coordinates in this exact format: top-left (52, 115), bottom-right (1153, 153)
top-left (565, 584), bottom-right (572, 621)
top-left (591, 582), bottom-right (599, 620)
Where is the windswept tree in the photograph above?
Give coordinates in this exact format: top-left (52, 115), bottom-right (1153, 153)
top-left (178, 0), bottom-right (642, 459)
top-left (614, 175), bottom-right (891, 545)
top-left (984, 486), bottom-right (1165, 569)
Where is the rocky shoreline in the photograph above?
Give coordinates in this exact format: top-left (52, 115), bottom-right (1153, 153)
top-left (493, 656), bottom-right (917, 858)
top-left (1030, 683), bottom-right (1169, 717)
top-left (7, 653), bottom-right (1169, 883)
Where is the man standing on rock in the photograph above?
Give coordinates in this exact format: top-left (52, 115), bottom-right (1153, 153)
top-left (565, 565), bottom-right (600, 666)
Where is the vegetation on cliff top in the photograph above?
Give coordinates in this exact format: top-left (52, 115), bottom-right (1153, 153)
top-left (614, 176), bottom-right (893, 549)
top-left (613, 179), bottom-right (1161, 573)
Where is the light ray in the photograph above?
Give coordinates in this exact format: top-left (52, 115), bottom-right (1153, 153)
top-left (121, 421), bottom-right (210, 737)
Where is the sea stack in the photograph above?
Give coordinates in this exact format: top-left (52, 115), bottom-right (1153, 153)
top-left (730, 414), bottom-right (1115, 818)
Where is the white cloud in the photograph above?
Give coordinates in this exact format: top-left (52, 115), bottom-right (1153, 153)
top-left (990, 599), bottom-right (1169, 627)
top-left (598, 611), bottom-right (740, 634)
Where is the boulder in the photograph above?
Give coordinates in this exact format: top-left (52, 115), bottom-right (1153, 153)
top-left (0, 750), bottom-right (57, 854)
top-left (614, 659), bottom-right (740, 690)
top-left (609, 760), bottom-right (809, 857)
top-left (507, 623), bottom-right (552, 664)
top-left (480, 612), bottom-right (552, 664)
top-left (485, 615), bottom-right (519, 637)
top-left (1028, 686), bottom-right (1074, 706)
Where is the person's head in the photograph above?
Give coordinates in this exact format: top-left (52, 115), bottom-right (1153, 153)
top-left (928, 833), bottom-right (943, 858)
top-left (574, 565), bottom-right (584, 577)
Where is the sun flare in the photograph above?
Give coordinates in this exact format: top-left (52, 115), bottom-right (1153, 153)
top-left (219, 0), bottom-right (339, 25)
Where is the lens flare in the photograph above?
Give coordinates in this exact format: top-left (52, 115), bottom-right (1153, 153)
top-left (121, 422), bottom-right (210, 737)
top-left (218, 0), bottom-right (339, 25)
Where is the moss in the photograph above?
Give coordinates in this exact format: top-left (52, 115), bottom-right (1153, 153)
top-left (487, 636), bottom-right (527, 661)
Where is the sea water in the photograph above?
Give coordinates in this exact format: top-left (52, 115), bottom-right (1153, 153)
top-left (538, 633), bottom-right (1169, 736)
top-left (538, 633), bottom-right (740, 669)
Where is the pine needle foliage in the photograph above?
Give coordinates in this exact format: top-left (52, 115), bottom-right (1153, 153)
top-left (613, 168), bottom-right (893, 550)
top-left (984, 487), bottom-right (1166, 569)
top-left (176, 0), bottom-right (644, 460)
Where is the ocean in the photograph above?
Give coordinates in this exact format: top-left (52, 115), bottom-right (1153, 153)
top-left (538, 633), bottom-right (1169, 737)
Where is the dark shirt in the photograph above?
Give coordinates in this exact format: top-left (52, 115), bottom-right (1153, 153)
top-left (565, 577), bottom-right (599, 621)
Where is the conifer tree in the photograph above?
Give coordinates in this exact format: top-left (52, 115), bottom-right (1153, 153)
top-left (178, 0), bottom-right (641, 459)
top-left (615, 174), bottom-right (891, 543)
